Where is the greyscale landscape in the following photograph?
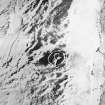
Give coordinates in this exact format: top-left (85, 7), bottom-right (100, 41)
top-left (0, 0), bottom-right (105, 105)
